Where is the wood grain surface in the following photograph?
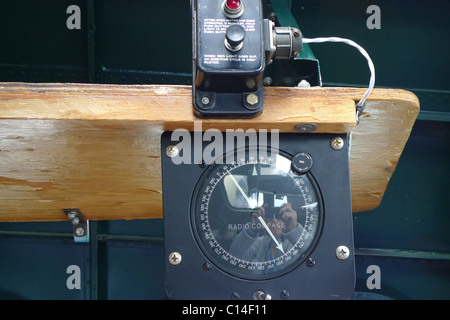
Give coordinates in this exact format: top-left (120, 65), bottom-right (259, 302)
top-left (0, 83), bottom-right (419, 221)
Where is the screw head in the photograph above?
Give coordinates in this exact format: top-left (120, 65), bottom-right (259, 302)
top-left (246, 94), bottom-right (258, 106)
top-left (71, 217), bottom-right (80, 225)
top-left (203, 262), bottom-right (212, 271)
top-left (280, 290), bottom-right (290, 300)
top-left (165, 145), bottom-right (179, 158)
top-left (201, 96), bottom-right (210, 105)
top-left (67, 212), bottom-right (77, 220)
top-left (297, 79), bottom-right (311, 87)
top-left (75, 227), bottom-right (85, 237)
top-left (168, 252), bottom-right (182, 265)
top-left (294, 123), bottom-right (317, 133)
top-left (231, 292), bottom-right (240, 300)
top-left (331, 137), bottom-right (344, 150)
top-left (336, 246), bottom-right (350, 260)
top-left (263, 77), bottom-right (273, 86)
top-left (306, 257), bottom-right (315, 267)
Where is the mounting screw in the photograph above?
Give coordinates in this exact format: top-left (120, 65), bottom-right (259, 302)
top-left (246, 94), bottom-right (258, 106)
top-left (201, 96), bottom-right (210, 105)
top-left (336, 245), bottom-right (350, 260)
top-left (203, 262), bottom-right (212, 271)
top-left (165, 145), bottom-right (179, 158)
top-left (254, 290), bottom-right (272, 300)
top-left (169, 252), bottom-right (182, 265)
top-left (67, 211), bottom-right (77, 220)
top-left (294, 123), bottom-right (317, 133)
top-left (280, 290), bottom-right (290, 300)
top-left (75, 227), bottom-right (85, 237)
top-left (306, 257), bottom-right (315, 267)
top-left (297, 79), bottom-right (311, 87)
top-left (331, 137), bottom-right (344, 150)
top-left (263, 77), bottom-right (273, 86)
top-left (67, 211), bottom-right (80, 225)
top-left (231, 292), bottom-right (240, 300)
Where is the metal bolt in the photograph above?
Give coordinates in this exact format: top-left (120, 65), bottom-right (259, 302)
top-left (331, 137), bottom-right (344, 150)
top-left (254, 290), bottom-right (272, 300)
top-left (165, 145), bottom-right (179, 158)
top-left (231, 292), bottom-right (240, 300)
top-left (246, 78), bottom-right (256, 89)
top-left (75, 227), bottom-right (85, 237)
top-left (294, 123), bottom-right (317, 133)
top-left (168, 252), bottom-right (182, 265)
top-left (203, 262), bottom-right (212, 271)
top-left (67, 212), bottom-right (77, 220)
top-left (336, 246), bottom-right (350, 260)
top-left (263, 77), bottom-right (273, 86)
top-left (280, 290), bottom-right (290, 300)
top-left (306, 257), bottom-right (315, 267)
top-left (201, 96), bottom-right (210, 105)
top-left (268, 12), bottom-right (277, 22)
top-left (71, 217), bottom-right (80, 225)
top-left (246, 94), bottom-right (258, 106)
top-left (297, 79), bottom-right (311, 87)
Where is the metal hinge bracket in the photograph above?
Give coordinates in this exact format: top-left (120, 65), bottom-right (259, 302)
top-left (63, 209), bottom-right (90, 243)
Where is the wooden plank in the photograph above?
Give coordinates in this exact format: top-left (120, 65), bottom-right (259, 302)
top-left (0, 82), bottom-right (356, 133)
top-left (346, 89), bottom-right (420, 212)
top-left (0, 83), bottom-right (419, 222)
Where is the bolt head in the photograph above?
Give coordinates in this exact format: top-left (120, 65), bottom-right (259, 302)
top-left (331, 137), bottom-right (344, 150)
top-left (231, 292), bottom-right (240, 300)
top-left (201, 96), bottom-right (210, 105)
top-left (263, 77), bottom-right (273, 86)
top-left (165, 145), bottom-right (179, 158)
top-left (294, 123), bottom-right (317, 133)
top-left (336, 245), bottom-right (350, 260)
top-left (75, 227), bottom-right (85, 237)
top-left (203, 262), bottom-right (212, 271)
top-left (169, 252), bottom-right (182, 265)
top-left (306, 257), bottom-right (315, 267)
top-left (67, 212), bottom-right (77, 220)
top-left (280, 290), bottom-right (290, 300)
top-left (297, 79), bottom-right (311, 87)
top-left (246, 94), bottom-right (258, 106)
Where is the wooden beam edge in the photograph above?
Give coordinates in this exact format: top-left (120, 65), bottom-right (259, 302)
top-left (0, 82), bottom-right (358, 133)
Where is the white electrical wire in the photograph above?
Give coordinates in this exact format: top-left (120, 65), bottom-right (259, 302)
top-left (303, 37), bottom-right (375, 109)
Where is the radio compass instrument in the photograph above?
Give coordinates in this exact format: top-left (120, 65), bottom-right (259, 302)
top-left (161, 132), bottom-right (355, 300)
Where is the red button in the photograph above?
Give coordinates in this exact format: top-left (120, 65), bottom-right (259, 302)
top-left (226, 0), bottom-right (241, 10)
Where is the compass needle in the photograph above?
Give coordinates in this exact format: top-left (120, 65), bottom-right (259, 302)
top-left (257, 216), bottom-right (285, 254)
top-left (228, 170), bottom-right (285, 253)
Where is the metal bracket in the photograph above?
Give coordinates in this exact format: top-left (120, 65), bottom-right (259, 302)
top-left (63, 209), bottom-right (90, 243)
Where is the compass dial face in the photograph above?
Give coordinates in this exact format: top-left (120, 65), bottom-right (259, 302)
top-left (191, 150), bottom-right (322, 280)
